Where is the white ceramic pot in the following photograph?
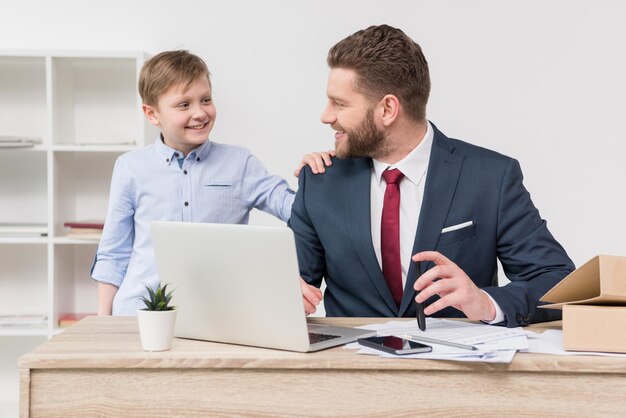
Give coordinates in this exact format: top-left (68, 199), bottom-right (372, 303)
top-left (136, 309), bottom-right (177, 351)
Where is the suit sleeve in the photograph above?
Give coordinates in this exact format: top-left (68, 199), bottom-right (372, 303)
top-left (482, 159), bottom-right (574, 327)
top-left (288, 167), bottom-right (326, 288)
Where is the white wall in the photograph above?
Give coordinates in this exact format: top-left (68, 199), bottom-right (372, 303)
top-left (1, 0), bottom-right (625, 266)
top-left (0, 2), bottom-right (624, 415)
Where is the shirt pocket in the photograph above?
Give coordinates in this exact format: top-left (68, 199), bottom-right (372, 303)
top-left (437, 223), bottom-right (477, 246)
top-left (203, 181), bottom-right (241, 201)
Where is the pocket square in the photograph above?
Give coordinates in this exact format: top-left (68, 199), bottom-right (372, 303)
top-left (441, 221), bottom-right (473, 234)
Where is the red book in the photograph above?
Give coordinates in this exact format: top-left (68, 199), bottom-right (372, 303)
top-left (63, 221), bottom-right (104, 229)
top-left (58, 313), bottom-right (95, 327)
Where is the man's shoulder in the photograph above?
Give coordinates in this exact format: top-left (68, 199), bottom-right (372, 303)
top-left (303, 156), bottom-right (369, 179)
top-left (445, 136), bottom-right (511, 163)
top-left (436, 134), bottom-right (515, 175)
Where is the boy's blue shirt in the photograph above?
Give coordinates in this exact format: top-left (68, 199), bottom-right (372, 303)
top-left (91, 136), bottom-right (295, 315)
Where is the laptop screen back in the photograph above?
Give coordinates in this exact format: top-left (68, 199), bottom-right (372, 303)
top-left (151, 221), bottom-right (311, 352)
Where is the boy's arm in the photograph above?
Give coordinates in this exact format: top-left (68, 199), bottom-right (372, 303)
top-left (97, 282), bottom-right (119, 316)
top-left (91, 157), bottom-right (136, 313)
top-left (241, 153), bottom-right (295, 222)
top-left (241, 150), bottom-right (335, 222)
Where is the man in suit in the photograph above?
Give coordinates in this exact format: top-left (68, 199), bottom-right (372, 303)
top-left (289, 24), bottom-right (574, 327)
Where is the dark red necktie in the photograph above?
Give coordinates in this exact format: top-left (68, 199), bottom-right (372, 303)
top-left (381, 168), bottom-right (404, 307)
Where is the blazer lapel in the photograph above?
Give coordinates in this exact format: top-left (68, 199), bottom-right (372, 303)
top-left (345, 158), bottom-right (399, 314)
top-left (399, 128), bottom-right (464, 316)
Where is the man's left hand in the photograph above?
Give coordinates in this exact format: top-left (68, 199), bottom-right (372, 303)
top-left (412, 251), bottom-right (496, 321)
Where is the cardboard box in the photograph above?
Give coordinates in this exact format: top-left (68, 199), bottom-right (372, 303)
top-left (540, 255), bottom-right (626, 353)
top-left (562, 305), bottom-right (626, 352)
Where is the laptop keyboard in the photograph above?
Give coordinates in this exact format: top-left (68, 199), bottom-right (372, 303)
top-left (308, 332), bottom-right (341, 344)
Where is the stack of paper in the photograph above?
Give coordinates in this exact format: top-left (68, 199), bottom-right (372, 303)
top-left (0, 223), bottom-right (48, 237)
top-left (0, 314), bottom-right (47, 327)
top-left (522, 329), bottom-right (626, 357)
top-left (348, 319), bottom-right (528, 363)
top-left (0, 136), bottom-right (42, 148)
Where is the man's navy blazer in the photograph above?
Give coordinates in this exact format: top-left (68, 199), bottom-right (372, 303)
top-left (289, 124), bottom-right (574, 327)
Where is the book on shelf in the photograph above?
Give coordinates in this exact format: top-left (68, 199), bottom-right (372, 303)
top-left (63, 220), bottom-right (105, 229)
top-left (0, 314), bottom-right (47, 327)
top-left (0, 135), bottom-right (42, 148)
top-left (0, 223), bottom-right (48, 237)
top-left (58, 312), bottom-right (95, 327)
top-left (64, 220), bottom-right (104, 240)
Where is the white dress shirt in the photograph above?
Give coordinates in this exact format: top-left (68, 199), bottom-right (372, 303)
top-left (370, 122), bottom-right (504, 322)
top-left (370, 123), bottom-right (433, 289)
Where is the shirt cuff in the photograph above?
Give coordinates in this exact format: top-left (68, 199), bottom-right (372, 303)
top-left (480, 290), bottom-right (505, 324)
top-left (90, 258), bottom-right (125, 288)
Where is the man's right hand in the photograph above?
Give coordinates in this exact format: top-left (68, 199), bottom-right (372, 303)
top-left (300, 278), bottom-right (322, 315)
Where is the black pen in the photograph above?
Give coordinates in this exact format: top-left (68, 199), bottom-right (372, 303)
top-left (415, 270), bottom-right (426, 331)
top-left (416, 293), bottom-right (426, 331)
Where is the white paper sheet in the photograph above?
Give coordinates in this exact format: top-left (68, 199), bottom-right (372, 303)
top-left (350, 319), bottom-right (526, 363)
top-left (522, 329), bottom-right (626, 357)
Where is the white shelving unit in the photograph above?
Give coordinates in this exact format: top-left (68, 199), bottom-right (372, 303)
top-left (0, 50), bottom-right (154, 338)
top-left (1, 50), bottom-right (155, 415)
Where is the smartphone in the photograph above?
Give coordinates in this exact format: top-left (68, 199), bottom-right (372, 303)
top-left (357, 336), bottom-right (432, 355)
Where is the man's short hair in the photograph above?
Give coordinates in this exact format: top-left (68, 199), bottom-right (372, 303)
top-left (139, 50), bottom-right (211, 106)
top-left (328, 25), bottom-right (430, 122)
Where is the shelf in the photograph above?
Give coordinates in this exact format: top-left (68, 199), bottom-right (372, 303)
top-left (0, 246), bottom-right (48, 318)
top-left (0, 151), bottom-right (47, 226)
top-left (52, 57), bottom-right (141, 146)
top-left (54, 245), bottom-right (99, 316)
top-left (0, 56), bottom-right (47, 144)
top-left (0, 237), bottom-right (48, 244)
top-left (0, 143), bottom-right (47, 152)
top-left (0, 50), bottom-right (151, 417)
top-left (53, 237), bottom-right (100, 245)
top-left (0, 327), bottom-right (49, 337)
top-left (0, 223), bottom-right (48, 243)
top-left (52, 144), bottom-right (139, 153)
top-left (53, 152), bottom-right (121, 236)
top-left (0, 50), bottom-right (148, 341)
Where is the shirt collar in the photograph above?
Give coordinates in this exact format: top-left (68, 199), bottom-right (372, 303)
top-left (153, 133), bottom-right (213, 166)
top-left (372, 121), bottom-right (434, 186)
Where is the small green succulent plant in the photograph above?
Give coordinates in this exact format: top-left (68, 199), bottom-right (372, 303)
top-left (141, 283), bottom-right (175, 311)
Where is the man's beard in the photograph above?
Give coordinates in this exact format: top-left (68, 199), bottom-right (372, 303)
top-left (335, 108), bottom-right (390, 159)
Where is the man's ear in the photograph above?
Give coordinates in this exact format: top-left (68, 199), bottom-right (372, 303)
top-left (142, 103), bottom-right (160, 127)
top-left (379, 94), bottom-right (400, 127)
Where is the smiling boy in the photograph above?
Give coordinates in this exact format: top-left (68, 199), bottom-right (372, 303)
top-left (92, 50), bottom-right (324, 315)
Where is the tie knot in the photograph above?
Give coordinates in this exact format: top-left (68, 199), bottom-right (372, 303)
top-left (382, 168), bottom-right (404, 185)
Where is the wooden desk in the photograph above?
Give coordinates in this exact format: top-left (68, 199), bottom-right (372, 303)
top-left (19, 317), bottom-right (626, 417)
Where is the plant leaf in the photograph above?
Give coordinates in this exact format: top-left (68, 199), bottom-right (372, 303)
top-left (142, 283), bottom-right (175, 311)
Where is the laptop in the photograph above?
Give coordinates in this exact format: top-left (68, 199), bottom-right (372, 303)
top-left (151, 221), bottom-right (375, 352)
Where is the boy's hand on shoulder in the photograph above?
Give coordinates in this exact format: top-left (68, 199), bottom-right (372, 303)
top-left (293, 150), bottom-right (336, 177)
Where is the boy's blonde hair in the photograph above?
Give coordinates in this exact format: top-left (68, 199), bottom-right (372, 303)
top-left (138, 50), bottom-right (211, 106)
